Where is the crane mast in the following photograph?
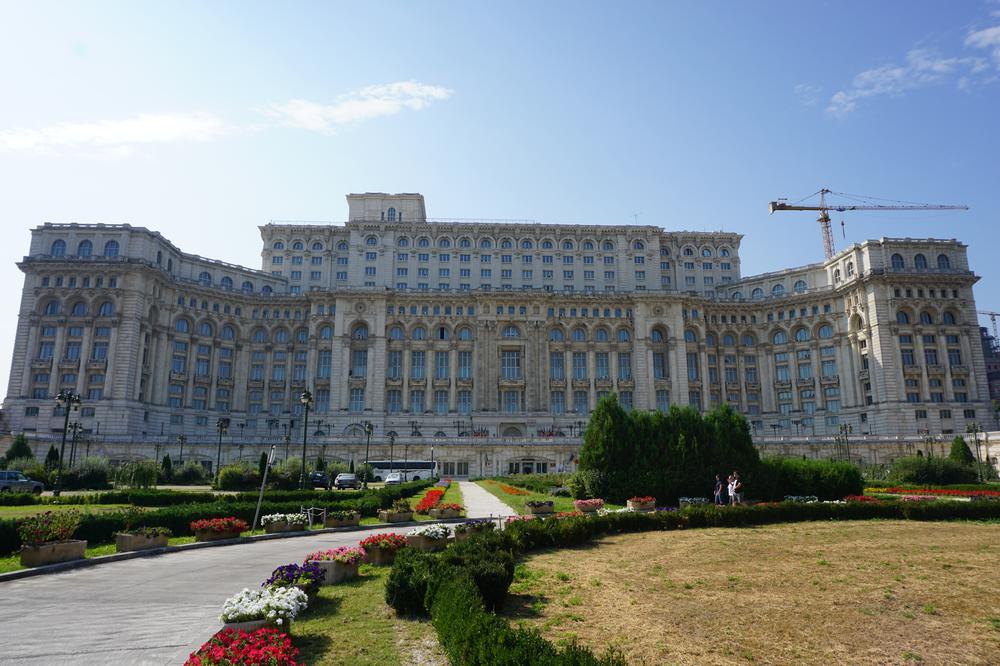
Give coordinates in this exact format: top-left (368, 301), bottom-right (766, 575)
top-left (768, 188), bottom-right (968, 260)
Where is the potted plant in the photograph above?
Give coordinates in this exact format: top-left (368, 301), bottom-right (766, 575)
top-left (219, 586), bottom-right (309, 632)
top-left (453, 519), bottom-right (496, 541)
top-left (525, 499), bottom-right (555, 515)
top-left (627, 496), bottom-right (656, 511)
top-left (191, 517), bottom-right (249, 542)
top-left (323, 509), bottom-right (361, 528)
top-left (573, 498), bottom-right (605, 514)
top-left (115, 506), bottom-right (172, 552)
top-left (305, 546), bottom-right (366, 584)
top-left (406, 523), bottom-right (451, 552)
top-left (17, 510), bottom-right (87, 567)
top-left (187, 627), bottom-right (300, 665)
top-left (263, 562), bottom-right (325, 601)
top-left (429, 502), bottom-right (463, 519)
top-left (378, 499), bottom-right (414, 523)
top-left (261, 513), bottom-right (308, 534)
top-left (359, 533), bottom-right (407, 566)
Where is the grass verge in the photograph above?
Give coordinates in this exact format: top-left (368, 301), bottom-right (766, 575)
top-left (476, 478), bottom-right (621, 514)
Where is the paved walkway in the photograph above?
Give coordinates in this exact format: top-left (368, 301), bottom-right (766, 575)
top-left (0, 525), bottom-right (413, 666)
top-left (459, 480), bottom-right (516, 518)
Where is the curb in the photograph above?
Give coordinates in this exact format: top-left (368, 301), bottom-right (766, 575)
top-left (0, 516), bottom-right (481, 584)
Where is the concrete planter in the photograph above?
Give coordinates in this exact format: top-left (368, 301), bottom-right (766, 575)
top-left (407, 535), bottom-right (448, 552)
top-left (323, 514), bottom-right (361, 528)
top-left (453, 530), bottom-right (470, 541)
top-left (115, 532), bottom-right (169, 553)
top-left (627, 500), bottom-right (656, 512)
top-left (311, 560), bottom-right (360, 584)
top-left (194, 528), bottom-right (243, 542)
top-left (378, 510), bottom-right (413, 523)
top-left (364, 547), bottom-right (400, 566)
top-left (294, 583), bottom-right (319, 602)
top-left (429, 508), bottom-right (461, 519)
top-left (264, 521), bottom-right (306, 534)
top-left (222, 619), bottom-right (267, 633)
top-left (526, 504), bottom-right (554, 515)
top-left (20, 540), bottom-right (87, 567)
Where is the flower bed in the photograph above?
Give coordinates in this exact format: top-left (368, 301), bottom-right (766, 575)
top-left (115, 526), bottom-right (172, 552)
top-left (190, 517), bottom-right (249, 541)
top-left (305, 546), bottom-right (366, 584)
top-left (185, 627), bottom-right (300, 666)
top-left (868, 486), bottom-right (1000, 498)
top-left (263, 562), bottom-right (325, 597)
top-left (498, 483), bottom-right (530, 496)
top-left (573, 498), bottom-right (605, 512)
top-left (627, 496), bottom-right (656, 511)
top-left (220, 586), bottom-right (308, 627)
top-left (783, 495), bottom-right (820, 503)
top-left (360, 532), bottom-right (407, 565)
top-left (453, 519), bottom-right (495, 539)
top-left (260, 513), bottom-right (308, 533)
top-left (18, 510), bottom-right (87, 567)
top-left (415, 487), bottom-right (446, 513)
top-left (429, 503), bottom-right (463, 518)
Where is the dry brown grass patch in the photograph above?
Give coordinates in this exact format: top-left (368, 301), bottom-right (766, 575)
top-left (501, 521), bottom-right (1000, 665)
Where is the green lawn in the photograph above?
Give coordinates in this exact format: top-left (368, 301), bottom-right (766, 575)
top-left (292, 564), bottom-right (442, 665)
top-left (476, 478), bottom-right (622, 515)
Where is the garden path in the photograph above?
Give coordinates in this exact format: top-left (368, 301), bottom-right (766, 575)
top-left (0, 525), bottom-right (415, 666)
top-left (459, 480), bottom-right (516, 518)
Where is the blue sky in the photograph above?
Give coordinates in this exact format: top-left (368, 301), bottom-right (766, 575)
top-left (1, 1), bottom-right (999, 395)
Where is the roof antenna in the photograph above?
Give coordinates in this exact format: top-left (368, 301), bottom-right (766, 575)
top-left (841, 217), bottom-right (846, 239)
top-left (632, 212), bottom-right (640, 224)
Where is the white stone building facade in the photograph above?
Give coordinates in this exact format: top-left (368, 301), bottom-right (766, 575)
top-left (3, 193), bottom-right (992, 472)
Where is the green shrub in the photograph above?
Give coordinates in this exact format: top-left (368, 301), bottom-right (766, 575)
top-left (948, 436), bottom-right (976, 465)
top-left (4, 434), bottom-right (34, 463)
top-left (385, 547), bottom-right (439, 615)
top-left (60, 457), bottom-right (111, 490)
top-left (755, 457), bottom-right (864, 501)
top-left (494, 473), bottom-right (572, 494)
top-left (116, 461), bottom-right (159, 488)
top-left (890, 456), bottom-right (978, 485)
top-left (161, 455), bottom-right (173, 482)
top-left (172, 461), bottom-right (210, 485)
top-left (215, 463), bottom-right (261, 491)
top-left (17, 510), bottom-right (82, 545)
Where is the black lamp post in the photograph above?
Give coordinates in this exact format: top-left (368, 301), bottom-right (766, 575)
top-left (967, 422), bottom-right (984, 483)
top-left (53, 391), bottom-right (81, 497)
top-left (362, 421), bottom-right (374, 489)
top-left (215, 417), bottom-right (230, 483)
top-left (839, 423), bottom-right (853, 464)
top-left (402, 437), bottom-right (409, 481)
top-left (68, 421), bottom-right (82, 467)
top-left (282, 422), bottom-right (290, 462)
top-left (388, 431), bottom-right (395, 478)
top-left (431, 443), bottom-right (436, 479)
top-left (299, 390), bottom-right (313, 490)
top-left (177, 434), bottom-right (186, 466)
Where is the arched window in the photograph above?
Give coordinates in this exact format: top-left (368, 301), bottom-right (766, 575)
top-left (262, 286), bottom-right (273, 295)
top-left (412, 326), bottom-right (427, 340)
top-left (198, 322), bottom-right (213, 337)
top-left (458, 327), bottom-right (473, 341)
top-left (617, 328), bottom-right (632, 343)
top-left (103, 240), bottom-right (120, 257)
top-left (897, 311), bottom-right (910, 325)
top-left (772, 330), bottom-right (788, 345)
top-left (818, 324), bottom-right (834, 339)
top-left (572, 327), bottom-right (587, 342)
top-left (438, 238), bottom-right (451, 248)
top-left (521, 240), bottom-right (533, 249)
top-left (705, 333), bottom-right (716, 347)
top-left (723, 334), bottom-right (736, 346)
top-left (273, 241), bottom-right (285, 250)
top-left (683, 247), bottom-right (695, 257)
top-left (418, 237), bottom-right (430, 248)
top-left (320, 325), bottom-right (334, 340)
top-left (365, 236), bottom-right (378, 246)
top-left (583, 241), bottom-right (594, 250)
top-left (274, 328), bottom-right (290, 344)
top-left (751, 288), bottom-right (764, 300)
top-left (94, 301), bottom-right (113, 317)
top-left (914, 254), bottom-right (928, 269)
top-left (846, 261), bottom-right (855, 277)
top-left (501, 239), bottom-right (513, 249)
top-left (221, 325), bottom-right (236, 340)
top-left (595, 328), bottom-right (610, 342)
top-left (742, 334), bottom-right (755, 347)
top-left (942, 312), bottom-right (956, 325)
top-left (77, 240), bottom-right (92, 257)
top-left (602, 241), bottom-right (614, 251)
top-left (252, 329), bottom-right (268, 343)
top-left (793, 280), bottom-right (807, 293)
top-left (480, 239), bottom-right (493, 249)
top-left (652, 329), bottom-right (665, 343)
top-left (549, 328), bottom-right (564, 342)
top-left (167, 258), bottom-right (173, 272)
top-left (562, 240), bottom-right (574, 250)
top-left (701, 248), bottom-right (712, 257)
top-left (720, 248), bottom-right (730, 257)
top-left (175, 319), bottom-right (191, 333)
top-left (633, 240), bottom-right (645, 251)
top-left (220, 276), bottom-right (233, 290)
top-left (387, 207), bottom-right (396, 221)
top-left (389, 325), bottom-right (404, 340)
top-left (920, 311), bottom-right (933, 325)
top-left (312, 242), bottom-right (323, 251)
top-left (794, 328), bottom-right (810, 342)
top-left (542, 240), bottom-right (554, 249)
top-left (51, 240), bottom-right (66, 257)
top-left (937, 254), bottom-right (951, 269)
top-left (198, 272), bottom-right (211, 286)
top-left (242, 281), bottom-right (254, 293)
top-left (891, 253), bottom-right (905, 269)
top-left (437, 326), bottom-right (450, 340)
top-left (771, 284), bottom-right (785, 296)
top-left (69, 302), bottom-right (86, 316)
top-left (459, 238), bottom-right (472, 248)
top-left (44, 300), bottom-right (60, 315)
top-left (502, 325), bottom-right (520, 338)
top-left (292, 241), bottom-right (304, 250)
top-left (295, 328), bottom-right (308, 344)
top-left (731, 291), bottom-right (743, 301)
top-left (156, 250), bottom-right (162, 265)
top-left (397, 237), bottom-right (410, 247)
top-left (337, 241), bottom-right (349, 251)
top-left (684, 329), bottom-right (697, 343)
top-left (833, 268), bottom-right (841, 282)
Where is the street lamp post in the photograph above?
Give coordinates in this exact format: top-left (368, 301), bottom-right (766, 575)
top-left (362, 421), bottom-right (374, 489)
top-left (299, 390), bottom-right (313, 490)
top-left (431, 444), bottom-right (436, 479)
top-left (388, 431), bottom-right (396, 479)
top-left (53, 391), bottom-right (81, 497)
top-left (402, 437), bottom-right (409, 481)
top-left (68, 421), bottom-right (82, 467)
top-left (177, 434), bottom-right (186, 466)
top-left (839, 423), bottom-right (853, 464)
top-left (967, 423), bottom-right (984, 483)
top-left (215, 417), bottom-right (230, 483)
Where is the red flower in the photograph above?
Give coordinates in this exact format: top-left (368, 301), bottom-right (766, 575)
top-left (185, 628), bottom-right (300, 665)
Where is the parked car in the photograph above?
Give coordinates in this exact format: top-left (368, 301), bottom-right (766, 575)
top-left (384, 472), bottom-right (403, 486)
top-left (308, 471), bottom-right (331, 489)
top-left (334, 473), bottom-right (361, 490)
top-left (0, 470), bottom-right (44, 494)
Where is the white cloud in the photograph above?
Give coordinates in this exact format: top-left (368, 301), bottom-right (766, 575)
top-left (264, 81), bottom-right (454, 134)
top-left (965, 24), bottom-right (1000, 66)
top-left (793, 83), bottom-right (822, 107)
top-left (0, 112), bottom-right (228, 154)
top-left (826, 47), bottom-right (990, 117)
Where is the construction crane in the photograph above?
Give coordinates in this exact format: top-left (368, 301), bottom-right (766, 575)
top-left (768, 188), bottom-right (968, 260)
top-left (979, 311), bottom-right (1000, 340)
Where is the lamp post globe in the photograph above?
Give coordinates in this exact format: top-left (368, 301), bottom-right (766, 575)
top-left (53, 391), bottom-right (81, 497)
top-left (299, 390), bottom-right (313, 489)
top-left (362, 421), bottom-right (374, 489)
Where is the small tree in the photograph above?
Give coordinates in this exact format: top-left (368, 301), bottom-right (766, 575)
top-left (258, 451), bottom-right (268, 478)
top-left (4, 433), bottom-right (33, 463)
top-left (315, 456), bottom-right (326, 472)
top-left (45, 445), bottom-right (60, 470)
top-left (349, 459), bottom-right (355, 473)
top-left (948, 436), bottom-right (976, 465)
top-left (161, 454), bottom-right (173, 480)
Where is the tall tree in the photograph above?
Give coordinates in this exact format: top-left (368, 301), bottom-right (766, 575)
top-left (4, 433), bottom-right (33, 462)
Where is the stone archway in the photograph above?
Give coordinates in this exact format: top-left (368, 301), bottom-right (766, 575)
top-left (502, 425), bottom-right (524, 437)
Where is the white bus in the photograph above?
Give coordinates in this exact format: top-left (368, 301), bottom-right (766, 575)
top-left (367, 460), bottom-right (437, 482)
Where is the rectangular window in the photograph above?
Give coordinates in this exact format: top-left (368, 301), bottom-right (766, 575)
top-left (317, 350), bottom-right (331, 378)
top-left (901, 349), bottom-right (915, 365)
top-left (350, 388), bottom-right (364, 412)
top-left (351, 349), bottom-right (368, 378)
top-left (435, 390), bottom-right (449, 415)
top-left (551, 390), bottom-right (565, 414)
top-left (458, 351), bottom-right (472, 379)
top-left (387, 389), bottom-right (402, 413)
top-left (653, 352), bottom-right (667, 379)
top-left (64, 341), bottom-right (81, 360)
top-left (596, 352), bottom-right (609, 379)
top-left (572, 352), bottom-right (588, 380)
top-left (821, 360), bottom-right (837, 377)
top-left (573, 390), bottom-right (588, 414)
top-left (458, 390), bottom-right (472, 414)
top-left (656, 389), bottom-right (670, 412)
top-left (687, 352), bottom-right (699, 381)
top-left (502, 390), bottom-right (521, 413)
top-left (619, 390), bottom-right (633, 410)
top-left (410, 351), bottom-right (425, 379)
top-left (501, 350), bottom-right (522, 379)
top-left (617, 352), bottom-right (632, 380)
top-left (435, 351), bottom-right (450, 379)
top-left (387, 350), bottom-right (402, 379)
top-left (550, 352), bottom-right (565, 380)
top-left (410, 389), bottom-right (425, 413)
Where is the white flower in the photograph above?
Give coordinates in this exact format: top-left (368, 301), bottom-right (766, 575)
top-left (407, 524), bottom-right (450, 539)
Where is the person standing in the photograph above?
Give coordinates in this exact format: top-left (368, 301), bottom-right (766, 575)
top-left (713, 474), bottom-right (724, 505)
top-left (727, 473), bottom-right (736, 505)
top-left (732, 470), bottom-right (744, 505)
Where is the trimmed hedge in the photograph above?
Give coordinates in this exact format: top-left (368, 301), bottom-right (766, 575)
top-left (888, 456), bottom-right (979, 485)
top-left (755, 457), bottom-right (864, 501)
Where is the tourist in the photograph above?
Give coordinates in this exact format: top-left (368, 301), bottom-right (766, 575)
top-left (713, 474), bottom-right (724, 505)
top-left (732, 471), bottom-right (744, 504)
top-left (727, 473), bottom-right (736, 505)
